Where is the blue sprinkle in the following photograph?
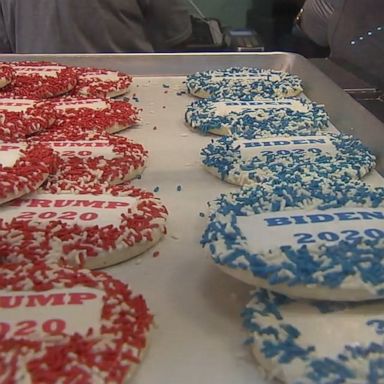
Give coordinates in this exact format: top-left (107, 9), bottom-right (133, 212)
top-left (153, 186), bottom-right (160, 193)
top-left (177, 185), bottom-right (182, 191)
top-left (199, 212), bottom-right (205, 217)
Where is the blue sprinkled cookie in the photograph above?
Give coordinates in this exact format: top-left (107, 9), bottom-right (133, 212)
top-left (243, 288), bottom-right (384, 383)
top-left (185, 99), bottom-right (329, 138)
top-left (202, 178), bottom-right (384, 301)
top-left (201, 134), bottom-right (375, 186)
top-left (186, 67), bottom-right (303, 100)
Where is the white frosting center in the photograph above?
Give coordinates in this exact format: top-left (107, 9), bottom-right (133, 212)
top-left (0, 98), bottom-right (36, 112)
top-left (238, 136), bottom-right (336, 160)
top-left (55, 99), bottom-right (109, 111)
top-left (16, 65), bottom-right (66, 78)
top-left (0, 143), bottom-right (26, 168)
top-left (49, 141), bottom-right (118, 159)
top-left (282, 300), bottom-right (384, 357)
top-left (208, 73), bottom-right (282, 83)
top-left (2, 193), bottom-right (138, 227)
top-left (0, 287), bottom-right (104, 339)
top-left (237, 207), bottom-right (384, 252)
top-left (214, 100), bottom-right (309, 115)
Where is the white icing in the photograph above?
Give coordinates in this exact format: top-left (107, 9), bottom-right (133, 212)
top-left (15, 65), bottom-right (66, 78)
top-left (1, 193), bottom-right (138, 227)
top-left (0, 287), bottom-right (104, 339)
top-left (0, 98), bottom-right (36, 112)
top-left (214, 100), bottom-right (309, 115)
top-left (284, 301), bottom-right (383, 357)
top-left (238, 136), bottom-right (337, 160)
top-left (0, 143), bottom-right (26, 167)
top-left (237, 208), bottom-right (384, 252)
top-left (49, 141), bottom-right (118, 160)
top-left (250, 297), bottom-right (384, 382)
top-left (55, 99), bottom-right (109, 111)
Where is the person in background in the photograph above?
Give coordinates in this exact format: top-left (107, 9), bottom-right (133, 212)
top-left (296, 0), bottom-right (384, 88)
top-left (0, 0), bottom-right (192, 53)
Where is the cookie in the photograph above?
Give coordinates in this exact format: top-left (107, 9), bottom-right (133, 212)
top-left (201, 134), bottom-right (375, 186)
top-left (1, 61), bottom-right (77, 99)
top-left (243, 288), bottom-right (384, 383)
top-left (202, 178), bottom-right (384, 301)
top-left (70, 67), bottom-right (132, 98)
top-left (52, 96), bottom-right (140, 133)
top-left (29, 129), bottom-right (148, 191)
top-left (0, 63), bottom-right (13, 89)
top-left (0, 98), bottom-right (56, 141)
top-left (0, 142), bottom-right (56, 205)
top-left (186, 67), bottom-right (303, 100)
top-left (0, 184), bottom-right (168, 269)
top-left (0, 262), bottom-right (152, 383)
top-left (185, 99), bottom-right (329, 138)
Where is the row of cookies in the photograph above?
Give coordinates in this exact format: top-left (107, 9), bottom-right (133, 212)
top-left (0, 60), bottom-right (131, 99)
top-left (0, 60), bottom-right (168, 268)
top-left (0, 62), bottom-right (165, 382)
top-left (185, 67), bottom-right (384, 383)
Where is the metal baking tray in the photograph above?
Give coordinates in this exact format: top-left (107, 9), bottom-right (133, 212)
top-left (1, 53), bottom-right (384, 384)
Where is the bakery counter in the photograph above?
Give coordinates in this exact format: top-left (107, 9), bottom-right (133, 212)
top-left (1, 53), bottom-right (384, 384)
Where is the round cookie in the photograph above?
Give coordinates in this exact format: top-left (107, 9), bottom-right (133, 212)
top-left (186, 67), bottom-right (303, 100)
top-left (202, 178), bottom-right (384, 301)
top-left (185, 98), bottom-right (329, 138)
top-left (29, 129), bottom-right (148, 191)
top-left (0, 61), bottom-right (77, 99)
top-left (0, 142), bottom-right (56, 205)
top-left (70, 67), bottom-right (132, 98)
top-left (0, 63), bottom-right (13, 89)
top-left (201, 134), bottom-right (375, 186)
top-left (0, 98), bottom-right (56, 141)
top-left (243, 288), bottom-right (384, 383)
top-left (0, 184), bottom-right (168, 269)
top-left (52, 96), bottom-right (140, 133)
top-left (0, 262), bottom-right (152, 383)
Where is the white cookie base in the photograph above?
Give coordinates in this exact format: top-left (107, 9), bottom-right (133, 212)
top-left (109, 164), bottom-right (147, 186)
top-left (83, 227), bottom-right (164, 269)
top-left (0, 174), bottom-right (48, 206)
top-left (217, 264), bottom-right (378, 302)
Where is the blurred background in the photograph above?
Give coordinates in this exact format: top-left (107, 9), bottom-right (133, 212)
top-left (186, 0), bottom-right (384, 123)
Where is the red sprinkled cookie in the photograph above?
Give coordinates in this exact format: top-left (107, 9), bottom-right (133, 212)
top-left (29, 129), bottom-right (148, 191)
top-left (52, 96), bottom-right (140, 133)
top-left (0, 98), bottom-right (56, 141)
top-left (0, 262), bottom-right (153, 383)
top-left (70, 67), bottom-right (132, 98)
top-left (0, 142), bottom-right (56, 205)
top-left (0, 61), bottom-right (77, 99)
top-left (0, 63), bottom-right (13, 89)
top-left (0, 184), bottom-right (168, 268)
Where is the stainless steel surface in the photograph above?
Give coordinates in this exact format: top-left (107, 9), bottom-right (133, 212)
top-left (2, 53), bottom-right (384, 383)
top-left (3, 52), bottom-right (384, 173)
